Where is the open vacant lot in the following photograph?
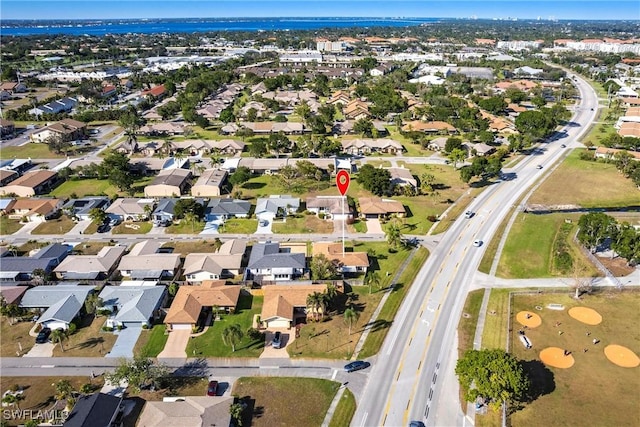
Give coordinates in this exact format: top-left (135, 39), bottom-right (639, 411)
top-left (504, 291), bottom-right (640, 427)
top-left (528, 149), bottom-right (639, 208)
top-left (233, 377), bottom-right (340, 427)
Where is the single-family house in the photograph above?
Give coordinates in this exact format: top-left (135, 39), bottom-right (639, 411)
top-left (327, 90), bottom-right (351, 105)
top-left (341, 138), bottom-right (404, 155)
top-left (238, 158), bottom-right (288, 175)
top-left (138, 122), bottom-right (185, 136)
top-left (210, 139), bottom-right (245, 155)
top-left (20, 284), bottom-right (93, 331)
top-left (144, 168), bottom-right (191, 198)
top-left (386, 167), bottom-right (418, 189)
top-left (358, 197), bottom-right (406, 219)
top-left (402, 121), bottom-right (457, 134)
top-left (0, 198), bottom-right (16, 215)
top-left (343, 99), bottom-right (370, 120)
top-left (105, 198), bottom-right (155, 222)
top-left (183, 240), bottom-right (247, 283)
top-left (306, 196), bottom-right (352, 220)
top-left (53, 245), bottom-right (127, 280)
top-left (594, 146), bottom-right (640, 161)
top-left (469, 142), bottom-right (497, 156)
top-left (136, 396), bottom-right (233, 427)
top-left (0, 285), bottom-right (28, 306)
top-left (312, 242), bottom-right (369, 275)
top-left (0, 119), bottom-right (15, 136)
top-left (261, 284), bottom-right (328, 329)
top-left (63, 393), bottom-right (123, 427)
top-left (0, 170), bottom-right (59, 197)
top-left (0, 82), bottom-right (27, 94)
top-left (142, 84), bottom-right (166, 99)
top-left (61, 197), bottom-right (110, 221)
top-left (427, 137), bottom-right (448, 151)
top-left (205, 198), bottom-right (251, 221)
top-left (29, 97), bottom-right (77, 116)
top-left (0, 243), bottom-right (69, 283)
top-left (246, 242), bottom-right (306, 282)
top-left (332, 119), bottom-right (388, 136)
top-left (152, 198), bottom-right (180, 225)
top-left (117, 240), bottom-right (181, 280)
top-left (255, 195), bottom-right (300, 220)
top-left (190, 169), bottom-right (227, 197)
top-left (30, 118), bottom-right (87, 143)
top-left (98, 285), bottom-right (166, 328)
top-left (6, 198), bottom-right (63, 223)
top-left (164, 281), bottom-right (241, 331)
top-left (618, 122), bottom-right (640, 138)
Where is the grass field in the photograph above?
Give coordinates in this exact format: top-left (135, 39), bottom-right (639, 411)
top-left (496, 213), bottom-right (599, 279)
top-left (162, 239), bottom-right (221, 254)
top-left (186, 293), bottom-right (264, 357)
top-left (329, 387), bottom-right (356, 427)
top-left (528, 149), bottom-right (639, 208)
top-left (0, 319), bottom-right (34, 357)
top-left (358, 247), bottom-right (429, 358)
top-left (481, 288), bottom-right (512, 350)
top-left (457, 289), bottom-right (486, 412)
top-left (133, 324), bottom-right (169, 357)
top-left (505, 291), bottom-right (640, 427)
top-left (218, 218), bottom-right (258, 234)
top-left (233, 377), bottom-right (340, 427)
top-left (72, 241), bottom-right (112, 255)
top-left (0, 216), bottom-right (24, 235)
top-left (0, 142), bottom-right (65, 159)
top-left (31, 216), bottom-right (75, 235)
top-left (478, 209), bottom-right (511, 274)
top-left (166, 219), bottom-right (205, 234)
top-left (272, 214), bottom-right (334, 234)
top-left (52, 314), bottom-right (117, 357)
top-left (111, 222), bottom-right (152, 234)
top-left (49, 178), bottom-right (119, 198)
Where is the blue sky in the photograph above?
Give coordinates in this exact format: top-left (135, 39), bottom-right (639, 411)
top-left (2, 1), bottom-right (638, 20)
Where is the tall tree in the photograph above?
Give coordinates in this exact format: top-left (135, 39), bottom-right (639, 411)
top-left (222, 324), bottom-right (244, 352)
top-left (310, 253), bottom-right (339, 280)
top-left (364, 271), bottom-right (381, 294)
top-left (101, 150), bottom-right (134, 194)
top-left (105, 356), bottom-right (169, 393)
top-left (456, 349), bottom-right (530, 412)
top-left (577, 212), bottom-right (617, 253)
top-left (50, 328), bottom-right (68, 353)
top-left (385, 219), bottom-right (404, 250)
top-left (343, 307), bottom-right (360, 335)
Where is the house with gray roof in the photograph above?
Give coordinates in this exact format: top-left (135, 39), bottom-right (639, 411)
top-left (62, 197), bottom-right (110, 221)
top-left (205, 198), bottom-right (251, 221)
top-left (152, 198), bottom-right (179, 225)
top-left (246, 242), bottom-right (306, 282)
top-left (64, 393), bottom-right (123, 427)
top-left (98, 285), bottom-right (166, 328)
top-left (117, 240), bottom-right (181, 280)
top-left (20, 284), bottom-right (93, 330)
top-left (53, 245), bottom-right (126, 280)
top-left (255, 195), bottom-right (300, 218)
top-left (0, 243), bottom-right (69, 283)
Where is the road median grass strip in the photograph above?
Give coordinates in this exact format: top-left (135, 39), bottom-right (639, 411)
top-left (328, 387), bottom-right (357, 427)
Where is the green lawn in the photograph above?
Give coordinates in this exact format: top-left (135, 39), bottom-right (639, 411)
top-left (218, 218), bottom-right (258, 234)
top-left (49, 178), bottom-right (120, 198)
top-left (233, 377), bottom-right (340, 427)
top-left (111, 222), bottom-right (152, 234)
top-left (186, 293), bottom-right (264, 357)
top-left (329, 387), bottom-right (357, 427)
top-left (166, 220), bottom-right (206, 234)
top-left (31, 216), bottom-right (76, 235)
top-left (457, 289), bottom-right (485, 357)
top-left (359, 247), bottom-right (429, 358)
top-left (500, 291), bottom-right (640, 427)
top-left (134, 325), bottom-right (169, 357)
top-left (0, 142), bottom-right (65, 159)
top-left (272, 214), bottom-right (334, 234)
top-left (0, 216), bottom-right (24, 235)
top-left (350, 219), bottom-right (367, 233)
top-left (481, 288), bottom-right (512, 350)
top-left (496, 213), bottom-right (599, 279)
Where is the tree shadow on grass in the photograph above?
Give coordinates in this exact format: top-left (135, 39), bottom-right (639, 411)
top-left (242, 182), bottom-right (266, 190)
top-left (360, 319), bottom-right (392, 333)
top-left (520, 359), bottom-right (556, 404)
top-left (75, 336), bottom-right (104, 350)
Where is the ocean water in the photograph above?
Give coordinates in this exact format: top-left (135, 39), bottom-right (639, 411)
top-left (1, 17), bottom-right (437, 37)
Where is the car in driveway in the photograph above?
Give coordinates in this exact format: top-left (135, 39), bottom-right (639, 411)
top-left (259, 219), bottom-right (269, 227)
top-left (344, 360), bottom-right (370, 373)
top-left (97, 223), bottom-right (110, 233)
top-left (35, 327), bottom-right (51, 344)
top-left (207, 380), bottom-right (218, 396)
top-left (272, 331), bottom-right (282, 348)
top-left (473, 240), bottom-right (483, 247)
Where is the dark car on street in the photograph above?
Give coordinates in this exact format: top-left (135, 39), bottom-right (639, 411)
top-left (35, 327), bottom-right (51, 344)
top-left (207, 380), bottom-right (218, 396)
top-left (344, 360), bottom-right (370, 373)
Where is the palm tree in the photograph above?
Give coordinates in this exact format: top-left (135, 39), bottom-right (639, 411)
top-left (364, 271), bottom-right (381, 294)
top-left (7, 245), bottom-right (18, 257)
top-left (213, 238), bottom-right (223, 252)
top-left (343, 307), bottom-right (360, 335)
top-left (160, 140), bottom-right (174, 158)
top-left (222, 324), bottom-right (244, 352)
top-left (306, 292), bottom-right (322, 322)
top-left (143, 204), bottom-right (154, 221)
top-left (50, 328), bottom-right (68, 353)
top-left (2, 392), bottom-right (24, 410)
top-left (385, 220), bottom-right (403, 250)
top-left (184, 211), bottom-right (198, 233)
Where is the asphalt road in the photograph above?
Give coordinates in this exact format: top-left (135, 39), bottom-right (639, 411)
top-left (351, 72), bottom-right (600, 427)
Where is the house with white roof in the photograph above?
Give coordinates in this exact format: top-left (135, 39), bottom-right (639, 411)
top-left (255, 195), bottom-right (300, 220)
top-left (54, 246), bottom-right (126, 281)
top-left (183, 239), bottom-right (247, 283)
top-left (20, 284), bottom-right (94, 331)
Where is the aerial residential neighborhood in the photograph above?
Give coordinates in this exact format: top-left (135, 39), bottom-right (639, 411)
top-left (0, 7), bottom-right (639, 427)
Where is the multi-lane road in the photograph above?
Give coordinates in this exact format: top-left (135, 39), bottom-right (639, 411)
top-left (352, 73), bottom-right (599, 427)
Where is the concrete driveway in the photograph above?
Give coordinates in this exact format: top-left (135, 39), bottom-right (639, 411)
top-left (365, 218), bottom-right (384, 234)
top-left (68, 220), bottom-right (92, 235)
top-left (260, 329), bottom-right (293, 359)
top-left (106, 326), bottom-right (142, 358)
top-left (23, 342), bottom-right (54, 357)
top-left (157, 329), bottom-right (190, 359)
top-left (255, 213), bottom-right (274, 234)
top-left (200, 215), bottom-right (223, 235)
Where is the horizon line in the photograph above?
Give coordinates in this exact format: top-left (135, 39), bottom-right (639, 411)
top-left (3, 16), bottom-right (639, 21)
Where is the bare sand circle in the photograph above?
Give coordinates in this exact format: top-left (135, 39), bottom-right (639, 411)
top-left (516, 311), bottom-right (542, 328)
top-left (540, 347), bottom-right (575, 368)
top-left (568, 307), bottom-right (602, 325)
top-left (604, 345), bottom-right (640, 368)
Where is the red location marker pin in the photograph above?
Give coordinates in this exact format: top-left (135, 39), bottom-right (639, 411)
top-left (336, 170), bottom-right (350, 196)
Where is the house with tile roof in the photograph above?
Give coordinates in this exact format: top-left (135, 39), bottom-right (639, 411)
top-left (261, 284), bottom-right (327, 329)
top-left (618, 122), bottom-right (640, 138)
top-left (30, 118), bottom-right (86, 143)
top-left (164, 281), bottom-right (241, 330)
top-left (183, 240), bottom-right (247, 283)
top-left (402, 121), bottom-right (457, 134)
top-left (358, 197), bottom-right (406, 219)
top-left (54, 245), bottom-right (127, 281)
top-left (142, 84), bottom-right (166, 99)
top-left (20, 284), bottom-right (93, 330)
top-left (312, 242), bottom-right (369, 275)
top-left (99, 285), bottom-right (166, 328)
top-left (0, 170), bottom-right (59, 197)
top-left (6, 198), bottom-right (63, 222)
top-left (137, 396), bottom-right (233, 427)
top-left (246, 242), bottom-right (306, 282)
